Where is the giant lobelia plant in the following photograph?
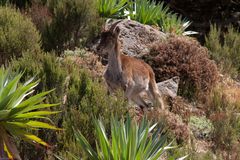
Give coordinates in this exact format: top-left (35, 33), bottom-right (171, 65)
top-left (71, 116), bottom-right (183, 160)
top-left (97, 0), bottom-right (197, 36)
top-left (128, 0), bottom-right (169, 25)
top-left (97, 0), bottom-right (128, 18)
top-left (0, 67), bottom-right (60, 160)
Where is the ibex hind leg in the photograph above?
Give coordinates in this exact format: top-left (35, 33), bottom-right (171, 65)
top-left (125, 85), bottom-right (150, 111)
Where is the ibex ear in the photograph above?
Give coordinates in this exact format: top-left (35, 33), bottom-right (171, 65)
top-left (101, 23), bottom-right (107, 32)
top-left (114, 26), bottom-right (120, 37)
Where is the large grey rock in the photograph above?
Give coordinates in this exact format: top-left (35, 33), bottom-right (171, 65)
top-left (140, 76), bottom-right (180, 100)
top-left (157, 76), bottom-right (180, 98)
top-left (94, 19), bottom-right (166, 57)
top-left (115, 19), bottom-right (166, 56)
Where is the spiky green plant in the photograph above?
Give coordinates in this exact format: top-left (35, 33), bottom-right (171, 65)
top-left (128, 0), bottom-right (169, 25)
top-left (0, 68), bottom-right (60, 159)
top-left (72, 116), bottom-right (179, 160)
top-left (97, 0), bottom-right (196, 35)
top-left (97, 0), bottom-right (128, 18)
top-left (160, 14), bottom-right (197, 35)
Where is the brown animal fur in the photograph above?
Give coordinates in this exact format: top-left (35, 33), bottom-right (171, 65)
top-left (97, 21), bottom-right (164, 109)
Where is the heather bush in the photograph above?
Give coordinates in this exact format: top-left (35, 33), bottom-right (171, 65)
top-left (0, 0), bottom-right (8, 5)
top-left (1, 0), bottom-right (48, 8)
top-left (143, 35), bottom-right (218, 100)
top-left (42, 0), bottom-right (103, 53)
top-left (207, 89), bottom-right (240, 158)
top-left (0, 0), bottom-right (31, 8)
top-left (56, 71), bottom-right (126, 159)
top-left (205, 24), bottom-right (240, 78)
top-left (24, 0), bottom-right (51, 33)
top-left (9, 51), bottom-right (127, 159)
top-left (0, 6), bottom-right (41, 64)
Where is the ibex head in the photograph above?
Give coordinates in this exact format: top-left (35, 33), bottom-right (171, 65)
top-left (96, 20), bottom-right (121, 56)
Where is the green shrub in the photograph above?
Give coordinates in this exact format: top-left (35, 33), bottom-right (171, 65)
top-left (42, 0), bottom-right (103, 53)
top-left (0, 0), bottom-right (48, 8)
top-left (0, 6), bottom-right (41, 64)
top-left (56, 71), bottom-right (127, 159)
top-left (9, 51), bottom-right (127, 159)
top-left (0, 0), bottom-right (8, 6)
top-left (143, 35), bottom-right (218, 100)
top-left (205, 24), bottom-right (240, 77)
top-left (0, 0), bottom-right (30, 8)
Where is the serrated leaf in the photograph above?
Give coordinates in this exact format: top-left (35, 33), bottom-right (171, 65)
top-left (12, 111), bottom-right (61, 119)
top-left (0, 68), bottom-right (60, 160)
top-left (24, 134), bottom-right (49, 147)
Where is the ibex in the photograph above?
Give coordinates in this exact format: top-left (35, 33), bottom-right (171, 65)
top-left (97, 21), bottom-right (164, 110)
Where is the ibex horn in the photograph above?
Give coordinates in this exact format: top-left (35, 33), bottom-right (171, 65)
top-left (109, 20), bottom-right (122, 32)
top-left (104, 18), bottom-right (111, 31)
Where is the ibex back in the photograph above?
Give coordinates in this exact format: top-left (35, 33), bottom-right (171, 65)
top-left (97, 21), bottom-right (164, 110)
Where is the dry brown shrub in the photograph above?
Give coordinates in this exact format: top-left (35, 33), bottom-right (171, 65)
top-left (170, 96), bottom-right (206, 123)
top-left (169, 97), bottom-right (191, 123)
top-left (143, 35), bottom-right (219, 100)
top-left (132, 108), bottom-right (190, 143)
top-left (163, 111), bottom-right (189, 141)
top-left (157, 110), bottom-right (190, 143)
top-left (64, 52), bottom-right (105, 78)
